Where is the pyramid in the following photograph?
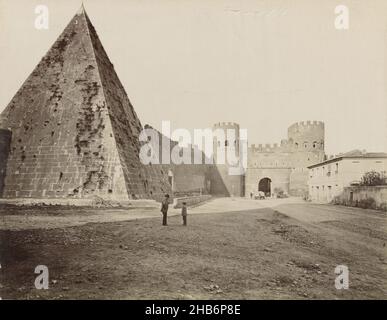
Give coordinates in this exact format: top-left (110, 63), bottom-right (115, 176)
top-left (0, 6), bottom-right (171, 200)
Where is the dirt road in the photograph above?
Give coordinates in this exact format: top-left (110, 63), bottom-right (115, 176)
top-left (0, 198), bottom-right (386, 299)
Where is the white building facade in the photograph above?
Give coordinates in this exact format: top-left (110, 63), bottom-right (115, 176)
top-left (307, 152), bottom-right (387, 203)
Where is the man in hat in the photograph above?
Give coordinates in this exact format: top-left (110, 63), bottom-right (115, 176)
top-left (161, 194), bottom-right (170, 226)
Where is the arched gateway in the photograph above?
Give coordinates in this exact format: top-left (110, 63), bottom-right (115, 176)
top-left (258, 178), bottom-right (271, 196)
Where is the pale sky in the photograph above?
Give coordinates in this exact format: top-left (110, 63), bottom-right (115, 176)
top-left (0, 0), bottom-right (386, 155)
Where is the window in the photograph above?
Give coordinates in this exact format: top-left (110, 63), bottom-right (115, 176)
top-left (225, 140), bottom-right (229, 147)
top-left (313, 141), bottom-right (317, 148)
top-left (335, 163), bottom-right (339, 174)
top-left (295, 142), bottom-right (298, 148)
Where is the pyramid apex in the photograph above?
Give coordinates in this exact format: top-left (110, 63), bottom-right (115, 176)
top-left (77, 3), bottom-right (86, 15)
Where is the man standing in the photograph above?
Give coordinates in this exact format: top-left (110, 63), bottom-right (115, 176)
top-left (161, 194), bottom-right (170, 226)
top-left (181, 202), bottom-right (187, 226)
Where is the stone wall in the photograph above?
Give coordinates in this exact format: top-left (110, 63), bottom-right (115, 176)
top-left (334, 185), bottom-right (387, 210)
top-left (172, 164), bottom-right (211, 195)
top-left (0, 129), bottom-right (12, 197)
top-left (173, 195), bottom-right (212, 208)
top-left (289, 169), bottom-right (309, 197)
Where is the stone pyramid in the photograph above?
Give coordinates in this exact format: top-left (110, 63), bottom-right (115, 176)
top-left (0, 6), bottom-right (171, 200)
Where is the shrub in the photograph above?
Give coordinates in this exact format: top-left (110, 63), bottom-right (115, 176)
top-left (358, 197), bottom-right (376, 209)
top-left (378, 202), bottom-right (387, 212)
top-left (332, 196), bottom-right (342, 205)
top-left (360, 171), bottom-right (387, 186)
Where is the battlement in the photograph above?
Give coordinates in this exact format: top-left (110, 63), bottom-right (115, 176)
top-left (213, 122), bottom-right (240, 129)
top-left (249, 142), bottom-right (285, 153)
top-left (288, 120), bottom-right (324, 132)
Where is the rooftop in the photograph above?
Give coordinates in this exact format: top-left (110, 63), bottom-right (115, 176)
top-left (307, 150), bottom-right (387, 169)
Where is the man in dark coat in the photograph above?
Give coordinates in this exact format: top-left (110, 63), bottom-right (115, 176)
top-left (181, 202), bottom-right (187, 226)
top-left (161, 194), bottom-right (170, 226)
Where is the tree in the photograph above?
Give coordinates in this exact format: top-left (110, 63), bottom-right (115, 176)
top-left (360, 171), bottom-right (386, 186)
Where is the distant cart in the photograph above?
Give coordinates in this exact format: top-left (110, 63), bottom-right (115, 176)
top-left (254, 191), bottom-right (266, 200)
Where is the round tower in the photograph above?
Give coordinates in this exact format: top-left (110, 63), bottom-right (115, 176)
top-left (288, 121), bottom-right (325, 163)
top-left (211, 122), bottom-right (244, 197)
top-left (288, 121), bottom-right (324, 150)
top-left (287, 121), bottom-right (325, 196)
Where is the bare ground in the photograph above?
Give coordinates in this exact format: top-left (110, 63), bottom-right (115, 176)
top-left (0, 198), bottom-right (386, 299)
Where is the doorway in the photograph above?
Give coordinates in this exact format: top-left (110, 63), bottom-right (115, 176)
top-left (258, 177), bottom-right (271, 197)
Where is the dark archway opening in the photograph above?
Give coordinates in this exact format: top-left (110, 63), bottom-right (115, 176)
top-left (258, 177), bottom-right (271, 197)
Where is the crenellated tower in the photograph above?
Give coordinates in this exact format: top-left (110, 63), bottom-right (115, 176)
top-left (210, 122), bottom-right (244, 196)
top-left (288, 121), bottom-right (325, 196)
top-left (288, 121), bottom-right (324, 155)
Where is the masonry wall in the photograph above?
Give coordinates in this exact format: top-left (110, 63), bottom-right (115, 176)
top-left (334, 186), bottom-right (387, 210)
top-left (289, 168), bottom-right (309, 197)
top-left (143, 124), bottom-right (211, 197)
top-left (174, 195), bottom-right (212, 208)
top-left (172, 164), bottom-right (211, 195)
top-left (0, 129), bottom-right (12, 197)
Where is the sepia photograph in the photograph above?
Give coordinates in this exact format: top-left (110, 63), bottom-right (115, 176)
top-left (0, 0), bottom-right (386, 308)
